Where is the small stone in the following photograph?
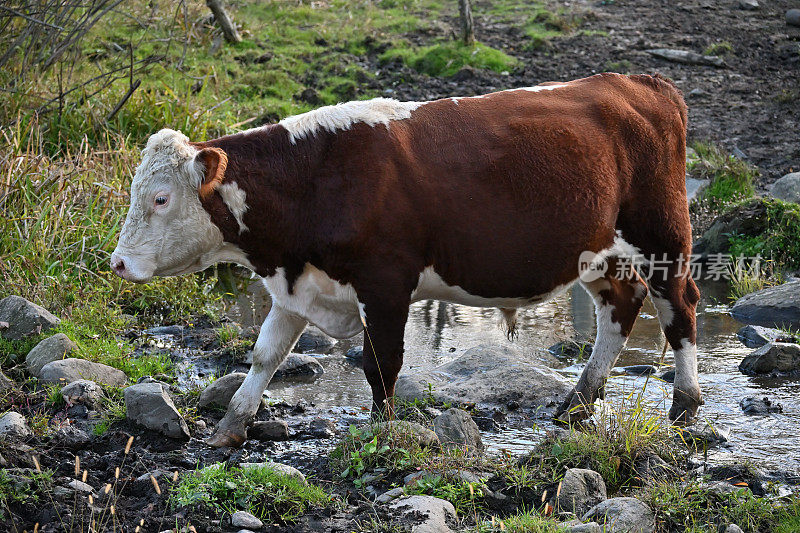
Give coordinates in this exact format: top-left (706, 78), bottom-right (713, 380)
top-left (231, 510), bottom-right (263, 529)
top-left (556, 468), bottom-right (607, 516)
top-left (658, 369), bottom-right (675, 383)
top-left (647, 48), bottom-right (724, 67)
top-left (143, 325), bottom-right (184, 336)
top-left (770, 172), bottom-right (800, 204)
top-left (248, 420), bottom-right (289, 441)
top-left (738, 0), bottom-right (758, 9)
top-left (404, 470), bottom-right (429, 486)
top-left (39, 358), bottom-right (127, 386)
top-left (0, 295), bottom-right (60, 340)
top-left (687, 88), bottom-right (707, 98)
top-left (240, 461), bottom-right (306, 484)
top-left (725, 525), bottom-right (745, 533)
top-left (273, 354), bottom-right (324, 378)
top-left (566, 523), bottom-right (602, 533)
top-left (582, 497), bottom-right (654, 533)
top-left (308, 417), bottom-right (336, 438)
top-left (54, 425), bottom-right (91, 450)
top-left (373, 420), bottom-right (440, 448)
top-left (199, 372), bottom-right (247, 408)
top-left (61, 379), bottom-right (104, 408)
top-left (678, 421), bottom-right (730, 447)
top-left (389, 495), bottom-right (457, 533)
top-left (787, 9), bottom-right (800, 28)
top-left (68, 479), bottom-right (93, 493)
top-left (124, 382), bottom-right (189, 439)
top-left (294, 326), bottom-right (336, 353)
top-left (739, 396), bottom-right (783, 415)
top-left (195, 419), bottom-right (207, 431)
top-left (549, 340), bottom-right (593, 358)
top-left (344, 345), bottom-right (364, 362)
top-left (0, 370), bottom-right (14, 393)
top-left (376, 487), bottom-right (405, 503)
top-left (623, 365), bottom-right (657, 376)
top-left (67, 404), bottom-right (89, 418)
top-left (739, 342), bottom-right (800, 374)
top-left (433, 408), bottom-right (484, 455)
top-left (0, 412), bottom-right (32, 439)
top-left (26, 333), bottom-right (77, 376)
top-left (736, 325), bottom-right (795, 348)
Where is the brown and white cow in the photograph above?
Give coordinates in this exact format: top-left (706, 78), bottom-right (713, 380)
top-left (111, 73), bottom-right (701, 448)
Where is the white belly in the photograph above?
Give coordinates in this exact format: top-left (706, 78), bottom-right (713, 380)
top-left (262, 264), bottom-right (573, 338)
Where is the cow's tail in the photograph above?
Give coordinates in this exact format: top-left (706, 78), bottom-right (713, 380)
top-left (629, 73), bottom-right (688, 131)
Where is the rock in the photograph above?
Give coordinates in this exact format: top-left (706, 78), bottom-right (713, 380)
top-left (389, 495), bottom-right (457, 533)
top-left (67, 479), bottom-right (93, 493)
top-left (344, 345), bottom-right (363, 362)
top-left (557, 468), bottom-right (607, 516)
top-left (738, 0), bottom-right (758, 9)
top-left (53, 425), bottom-right (91, 449)
top-left (143, 325), bottom-right (184, 336)
top-left (582, 497), bottom-right (654, 533)
top-left (376, 487), bottom-right (405, 503)
top-left (39, 358), bottom-right (127, 386)
top-left (395, 344), bottom-right (571, 411)
top-left (703, 481), bottom-right (740, 497)
top-left (548, 340), bottom-right (593, 359)
top-left (294, 326), bottom-right (336, 353)
top-left (724, 525), bottom-right (745, 533)
top-left (622, 365), bottom-right (657, 376)
top-left (677, 421), bottom-right (730, 447)
top-left (646, 49), bottom-right (724, 67)
top-left (199, 372), bottom-right (247, 408)
top-left (736, 325), bottom-right (796, 348)
top-left (770, 172), bottom-right (800, 204)
top-left (705, 463), bottom-right (766, 496)
top-left (0, 295), bottom-right (60, 340)
top-left (451, 65), bottom-right (478, 81)
top-left (273, 353), bottom-right (324, 378)
top-left (739, 343), bottom-right (800, 374)
top-left (739, 396), bottom-right (783, 415)
top-left (248, 420), bottom-right (289, 441)
top-left (124, 382), bottom-right (189, 439)
top-left (240, 461), bottom-right (306, 484)
top-left (67, 404), bottom-right (89, 418)
top-left (374, 420), bottom-right (440, 448)
top-left (433, 408), bottom-right (484, 455)
top-left (61, 379), bottom-right (104, 408)
top-left (296, 87), bottom-right (322, 105)
top-left (657, 369), bottom-right (675, 383)
top-left (787, 9), bottom-right (800, 27)
top-left (633, 455), bottom-right (676, 481)
top-left (25, 333), bottom-right (77, 375)
top-left (0, 370), bottom-right (13, 393)
top-left (731, 280), bottom-right (800, 329)
top-left (231, 511), bottom-right (263, 529)
top-left (566, 523), bottom-right (602, 533)
top-left (0, 412), bottom-right (32, 439)
top-left (308, 417), bottom-right (336, 438)
top-left (692, 198), bottom-right (769, 259)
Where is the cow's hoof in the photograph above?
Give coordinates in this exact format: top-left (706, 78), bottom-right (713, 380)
top-left (553, 388), bottom-right (595, 425)
top-left (668, 390), bottom-right (703, 427)
top-left (206, 428), bottom-right (246, 448)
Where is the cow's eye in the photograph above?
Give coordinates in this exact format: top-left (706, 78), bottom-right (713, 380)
top-left (155, 196), bottom-right (168, 206)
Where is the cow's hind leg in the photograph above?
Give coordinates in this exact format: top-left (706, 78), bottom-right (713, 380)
top-left (554, 263), bottom-right (648, 423)
top-left (207, 305), bottom-right (307, 448)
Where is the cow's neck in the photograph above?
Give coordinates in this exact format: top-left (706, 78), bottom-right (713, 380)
top-left (198, 125), bottom-right (321, 281)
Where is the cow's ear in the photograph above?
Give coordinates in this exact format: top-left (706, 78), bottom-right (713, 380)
top-left (195, 147), bottom-right (228, 200)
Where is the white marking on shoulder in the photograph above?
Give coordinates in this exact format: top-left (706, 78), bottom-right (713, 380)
top-left (216, 182), bottom-right (249, 234)
top-left (279, 98), bottom-right (425, 144)
top-left (518, 84), bottom-right (568, 93)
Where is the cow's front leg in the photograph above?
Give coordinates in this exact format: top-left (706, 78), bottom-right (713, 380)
top-left (207, 305), bottom-right (307, 448)
top-left (360, 296), bottom-right (410, 418)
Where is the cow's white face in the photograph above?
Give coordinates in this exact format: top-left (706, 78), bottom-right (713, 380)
top-left (111, 129), bottom-right (227, 282)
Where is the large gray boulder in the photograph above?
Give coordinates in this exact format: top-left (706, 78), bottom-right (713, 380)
top-left (198, 372), bottom-right (246, 408)
top-left (0, 295), bottom-right (60, 340)
top-left (124, 382), bottom-right (189, 439)
top-left (433, 408), bottom-right (484, 455)
top-left (736, 325), bottom-right (796, 348)
top-left (0, 412), bottom-right (32, 440)
top-left (26, 333), bottom-right (77, 376)
top-left (395, 344), bottom-right (570, 411)
top-left (39, 358), bottom-right (127, 386)
top-left (389, 495), bottom-right (457, 533)
top-left (731, 281), bottom-right (800, 329)
top-left (770, 172), bottom-right (800, 204)
top-left (557, 468), bottom-right (607, 516)
top-left (582, 497), bottom-right (655, 533)
top-left (739, 343), bottom-right (800, 374)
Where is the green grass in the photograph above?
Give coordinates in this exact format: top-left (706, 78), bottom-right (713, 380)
top-left (173, 463), bottom-right (331, 523)
top-left (0, 468), bottom-right (54, 506)
top-left (704, 41), bottom-right (733, 56)
top-left (92, 386), bottom-right (127, 436)
top-left (689, 141), bottom-right (757, 209)
top-left (476, 508), bottom-right (566, 533)
top-left (380, 41), bottom-right (517, 77)
top-left (406, 473), bottom-right (485, 515)
top-left (647, 480), bottom-right (800, 533)
top-left (727, 199), bottom-right (800, 272)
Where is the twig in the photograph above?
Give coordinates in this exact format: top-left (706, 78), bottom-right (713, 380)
top-left (0, 5), bottom-right (64, 30)
top-left (105, 79), bottom-right (140, 122)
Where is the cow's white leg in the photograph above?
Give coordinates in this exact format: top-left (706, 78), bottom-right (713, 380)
top-left (555, 268), bottom-right (647, 423)
top-left (207, 305), bottom-right (307, 448)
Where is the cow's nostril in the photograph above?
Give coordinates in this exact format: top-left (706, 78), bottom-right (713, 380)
top-left (112, 259), bottom-right (125, 274)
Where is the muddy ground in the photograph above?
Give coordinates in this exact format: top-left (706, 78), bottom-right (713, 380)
top-left (370, 0), bottom-right (800, 186)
